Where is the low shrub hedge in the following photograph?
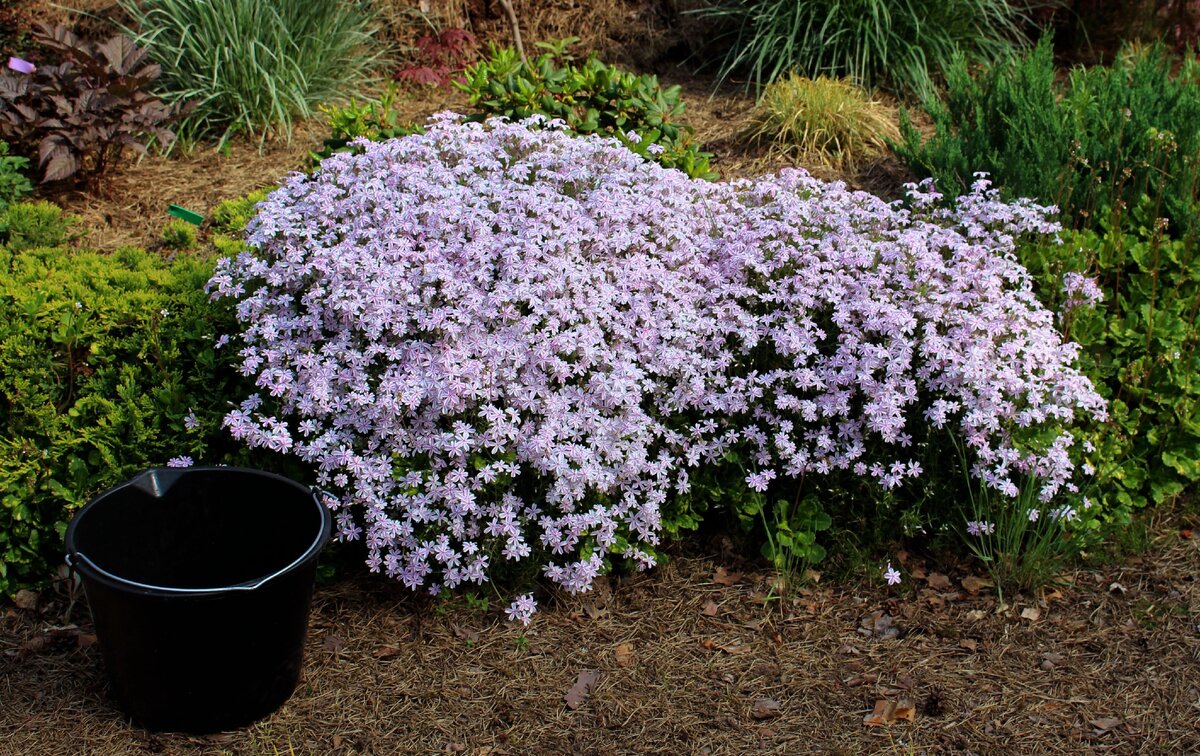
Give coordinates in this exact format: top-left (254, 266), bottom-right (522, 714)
top-left (0, 203), bottom-right (266, 595)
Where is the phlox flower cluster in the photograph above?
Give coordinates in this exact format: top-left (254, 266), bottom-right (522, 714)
top-left (1061, 271), bottom-right (1105, 312)
top-left (209, 114), bottom-right (1105, 613)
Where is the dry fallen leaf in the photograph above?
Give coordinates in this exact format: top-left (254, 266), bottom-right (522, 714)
top-left (926, 573), bottom-right (953, 591)
top-left (713, 567), bottom-right (742, 587)
top-left (1020, 607), bottom-right (1042, 621)
top-left (858, 611), bottom-right (899, 639)
top-left (959, 638), bottom-right (979, 652)
top-left (451, 623), bottom-right (480, 643)
top-left (961, 576), bottom-right (993, 594)
top-left (583, 603), bottom-right (608, 620)
top-left (323, 635), bottom-right (345, 654)
top-left (701, 639), bottom-right (751, 655)
top-left (75, 633), bottom-right (97, 648)
top-left (331, 734), bottom-right (343, 749)
top-left (966, 609), bottom-right (987, 621)
top-left (373, 644), bottom-right (403, 659)
top-left (564, 670), bottom-right (600, 710)
top-left (614, 642), bottom-right (635, 667)
top-left (13, 589), bottom-right (39, 611)
top-left (751, 698), bottom-right (782, 720)
top-left (701, 599), bottom-right (720, 617)
top-left (1109, 582), bottom-right (1127, 595)
top-left (863, 699), bottom-right (917, 727)
top-left (1090, 717), bottom-right (1123, 735)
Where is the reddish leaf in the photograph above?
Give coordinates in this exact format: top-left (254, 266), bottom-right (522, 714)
top-left (701, 599), bottom-right (720, 617)
top-left (751, 698), bottom-right (782, 720)
top-left (564, 670), bottom-right (599, 710)
top-left (41, 150), bottom-right (78, 183)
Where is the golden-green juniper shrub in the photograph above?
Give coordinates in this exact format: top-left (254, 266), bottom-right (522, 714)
top-left (0, 200), bottom-right (79, 252)
top-left (0, 205), bottom-right (273, 595)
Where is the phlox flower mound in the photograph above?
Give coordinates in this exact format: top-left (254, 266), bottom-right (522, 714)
top-left (209, 113), bottom-right (1105, 613)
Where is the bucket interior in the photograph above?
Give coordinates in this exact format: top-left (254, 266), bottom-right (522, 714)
top-left (71, 468), bottom-right (324, 590)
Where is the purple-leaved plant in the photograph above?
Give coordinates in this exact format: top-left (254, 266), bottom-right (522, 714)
top-left (209, 113), bottom-right (1105, 617)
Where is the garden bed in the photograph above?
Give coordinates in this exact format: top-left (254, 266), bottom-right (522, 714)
top-left (4, 0), bottom-right (1200, 751)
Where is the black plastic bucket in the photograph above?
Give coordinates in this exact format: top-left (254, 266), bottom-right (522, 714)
top-left (64, 467), bottom-right (332, 733)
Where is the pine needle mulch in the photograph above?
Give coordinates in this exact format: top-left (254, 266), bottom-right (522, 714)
top-left (3, 515), bottom-right (1198, 755)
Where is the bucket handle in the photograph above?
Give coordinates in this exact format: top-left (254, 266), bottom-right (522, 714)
top-left (64, 549), bottom-right (303, 594)
top-left (64, 486), bottom-right (335, 595)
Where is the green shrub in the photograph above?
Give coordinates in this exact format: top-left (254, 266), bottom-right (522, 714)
top-left (0, 216), bottom-right (269, 595)
top-left (1018, 217), bottom-right (1200, 524)
top-left (896, 39), bottom-right (1200, 239)
top-left (160, 218), bottom-right (198, 250)
top-left (312, 83), bottom-right (421, 165)
top-left (697, 0), bottom-right (1033, 98)
top-left (0, 200), bottom-right (79, 252)
top-left (458, 41), bottom-right (716, 179)
top-left (119, 0), bottom-right (387, 145)
top-left (750, 74), bottom-right (899, 169)
top-left (0, 141), bottom-right (31, 212)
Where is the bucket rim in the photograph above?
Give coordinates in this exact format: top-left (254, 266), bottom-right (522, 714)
top-left (65, 466), bottom-right (332, 597)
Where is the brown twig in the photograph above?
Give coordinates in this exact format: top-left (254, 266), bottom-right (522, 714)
top-left (495, 0), bottom-right (526, 62)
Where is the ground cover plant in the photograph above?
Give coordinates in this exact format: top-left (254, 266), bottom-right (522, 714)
top-left (0, 140), bottom-right (30, 211)
top-left (0, 203), bottom-right (274, 594)
top-left (211, 115), bottom-right (1104, 618)
top-left (696, 0), bottom-right (1034, 98)
top-left (119, 0), bottom-right (386, 146)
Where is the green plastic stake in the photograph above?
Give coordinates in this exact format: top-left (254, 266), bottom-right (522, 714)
top-left (167, 204), bottom-right (204, 226)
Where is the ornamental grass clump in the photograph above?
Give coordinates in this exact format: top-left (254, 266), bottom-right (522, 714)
top-left (210, 115), bottom-right (1105, 619)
